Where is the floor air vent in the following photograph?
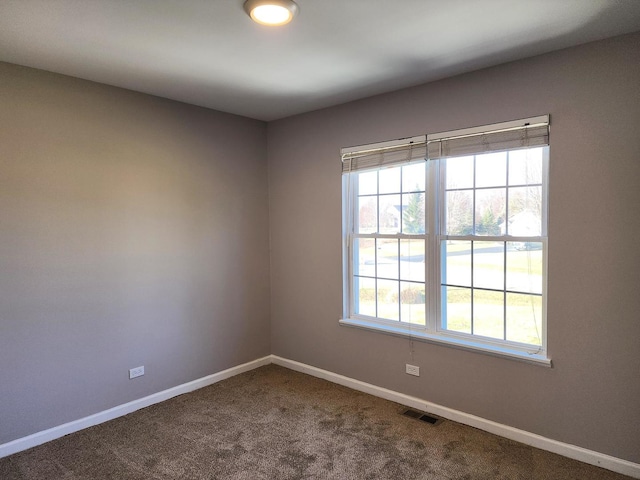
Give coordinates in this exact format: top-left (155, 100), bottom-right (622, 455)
top-left (402, 409), bottom-right (441, 425)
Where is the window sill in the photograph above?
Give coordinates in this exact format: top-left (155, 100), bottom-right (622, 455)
top-left (339, 318), bottom-right (551, 367)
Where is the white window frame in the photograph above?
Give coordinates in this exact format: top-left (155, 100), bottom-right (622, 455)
top-left (340, 116), bottom-right (551, 367)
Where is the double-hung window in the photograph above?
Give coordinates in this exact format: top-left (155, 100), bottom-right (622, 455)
top-left (341, 116), bottom-right (550, 365)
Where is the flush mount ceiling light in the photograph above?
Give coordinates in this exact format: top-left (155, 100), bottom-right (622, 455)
top-left (243, 0), bottom-right (299, 26)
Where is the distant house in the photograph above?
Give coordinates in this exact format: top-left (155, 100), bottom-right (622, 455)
top-left (500, 210), bottom-right (541, 236)
top-left (379, 204), bottom-right (403, 230)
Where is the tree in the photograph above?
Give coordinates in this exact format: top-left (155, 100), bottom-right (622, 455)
top-left (446, 189), bottom-right (473, 236)
top-left (358, 197), bottom-right (377, 232)
top-left (403, 190), bottom-right (425, 234)
top-left (476, 208), bottom-right (501, 235)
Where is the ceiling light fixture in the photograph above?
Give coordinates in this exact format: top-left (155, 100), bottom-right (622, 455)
top-left (243, 0), bottom-right (299, 26)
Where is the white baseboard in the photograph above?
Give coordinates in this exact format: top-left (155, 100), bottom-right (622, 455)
top-left (271, 355), bottom-right (640, 479)
top-left (0, 356), bottom-right (271, 459)
top-left (2, 354), bottom-right (638, 479)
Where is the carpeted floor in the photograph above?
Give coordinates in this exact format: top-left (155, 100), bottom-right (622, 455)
top-left (0, 364), bottom-right (633, 479)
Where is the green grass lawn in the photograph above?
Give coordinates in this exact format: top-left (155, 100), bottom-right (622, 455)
top-left (357, 240), bottom-right (542, 273)
top-left (444, 287), bottom-right (542, 345)
top-left (356, 275), bottom-right (542, 346)
top-left (354, 239), bottom-right (543, 346)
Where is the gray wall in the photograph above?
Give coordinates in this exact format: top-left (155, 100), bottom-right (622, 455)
top-left (0, 62), bottom-right (271, 444)
top-left (268, 32), bottom-right (640, 463)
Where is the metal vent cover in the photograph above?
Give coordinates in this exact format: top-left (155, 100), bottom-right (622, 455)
top-left (402, 409), bottom-right (442, 425)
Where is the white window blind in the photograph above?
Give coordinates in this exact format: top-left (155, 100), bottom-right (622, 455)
top-left (427, 115), bottom-right (549, 160)
top-left (341, 135), bottom-right (427, 173)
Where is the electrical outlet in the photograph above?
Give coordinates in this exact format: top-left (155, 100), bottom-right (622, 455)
top-left (129, 366), bottom-right (144, 379)
top-left (405, 364), bottom-right (420, 377)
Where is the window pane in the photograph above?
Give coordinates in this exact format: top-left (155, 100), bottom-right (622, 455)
top-left (476, 152), bottom-right (506, 188)
top-left (354, 276), bottom-right (376, 317)
top-left (508, 148), bottom-right (542, 186)
top-left (401, 191), bottom-right (425, 234)
top-left (507, 187), bottom-right (542, 235)
top-left (473, 241), bottom-right (504, 290)
top-left (358, 170), bottom-right (378, 195)
top-left (442, 286), bottom-right (471, 333)
top-left (446, 156), bottom-right (474, 189)
top-left (350, 163), bottom-right (424, 328)
top-left (506, 243), bottom-right (543, 294)
top-left (379, 166), bottom-right (401, 194)
top-left (358, 195), bottom-right (377, 234)
top-left (506, 293), bottom-right (542, 346)
top-left (446, 189), bottom-right (473, 235)
top-left (402, 163), bottom-right (425, 192)
top-left (377, 279), bottom-right (399, 321)
top-left (400, 239), bottom-right (425, 282)
top-left (473, 289), bottom-right (504, 340)
top-left (442, 240), bottom-right (471, 287)
top-left (379, 194), bottom-right (401, 234)
top-left (400, 281), bottom-right (425, 325)
top-left (376, 238), bottom-right (398, 280)
top-left (475, 188), bottom-right (505, 236)
top-left (353, 238), bottom-right (375, 278)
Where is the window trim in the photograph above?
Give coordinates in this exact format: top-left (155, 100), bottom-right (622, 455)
top-left (338, 317), bottom-right (551, 366)
top-left (341, 116), bottom-right (551, 367)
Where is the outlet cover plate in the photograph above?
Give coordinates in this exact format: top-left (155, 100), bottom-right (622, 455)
top-left (406, 364), bottom-right (420, 376)
top-left (129, 366), bottom-right (144, 379)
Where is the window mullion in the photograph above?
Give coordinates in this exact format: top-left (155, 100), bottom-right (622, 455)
top-left (503, 241), bottom-right (507, 340)
top-left (470, 240), bottom-right (474, 335)
top-left (397, 239), bottom-right (401, 321)
top-left (427, 159), bottom-right (440, 334)
top-left (374, 238), bottom-right (378, 318)
top-left (470, 155), bottom-right (476, 336)
top-left (506, 151), bottom-right (510, 236)
top-left (375, 172), bottom-right (380, 318)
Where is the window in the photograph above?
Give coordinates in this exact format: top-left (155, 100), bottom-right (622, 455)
top-left (341, 116), bottom-right (550, 365)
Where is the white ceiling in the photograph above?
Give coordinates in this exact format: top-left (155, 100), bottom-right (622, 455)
top-left (1, 0), bottom-right (640, 121)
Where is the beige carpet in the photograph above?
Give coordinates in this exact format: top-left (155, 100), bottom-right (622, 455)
top-left (0, 364), bottom-right (632, 479)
